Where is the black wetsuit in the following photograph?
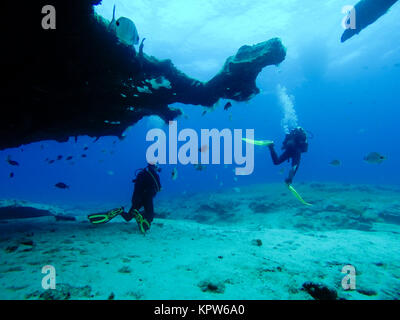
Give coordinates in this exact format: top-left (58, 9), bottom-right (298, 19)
top-left (121, 166), bottom-right (161, 224)
top-left (268, 130), bottom-right (308, 184)
top-left (268, 144), bottom-right (301, 185)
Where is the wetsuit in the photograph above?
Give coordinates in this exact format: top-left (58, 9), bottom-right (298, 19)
top-left (121, 166), bottom-right (161, 224)
top-left (268, 129), bottom-right (308, 185)
top-left (268, 144), bottom-right (301, 185)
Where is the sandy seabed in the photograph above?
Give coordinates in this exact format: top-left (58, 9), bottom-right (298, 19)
top-left (0, 182), bottom-right (399, 300)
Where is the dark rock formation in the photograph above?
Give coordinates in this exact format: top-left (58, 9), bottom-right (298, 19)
top-left (198, 279), bottom-right (226, 294)
top-left (357, 288), bottom-right (377, 296)
top-left (251, 239), bottom-right (263, 247)
top-left (341, 0), bottom-right (398, 42)
top-left (1, 0), bottom-right (286, 150)
top-left (54, 214), bottom-right (77, 222)
top-left (380, 209), bottom-right (400, 225)
top-left (302, 282), bottom-right (338, 300)
top-left (0, 206), bottom-right (54, 220)
top-left (249, 201), bottom-right (278, 213)
top-left (26, 283), bottom-right (93, 300)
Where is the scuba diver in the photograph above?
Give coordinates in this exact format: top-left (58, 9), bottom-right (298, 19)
top-left (267, 127), bottom-right (309, 185)
top-left (88, 163), bottom-right (162, 234)
top-left (242, 126), bottom-right (311, 206)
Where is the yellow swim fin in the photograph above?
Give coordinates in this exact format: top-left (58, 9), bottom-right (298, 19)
top-left (287, 184), bottom-right (312, 206)
top-left (242, 138), bottom-right (274, 146)
top-left (132, 209), bottom-right (151, 234)
top-left (88, 207), bottom-right (124, 224)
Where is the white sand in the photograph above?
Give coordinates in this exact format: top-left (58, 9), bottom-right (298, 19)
top-left (1, 182), bottom-right (400, 300)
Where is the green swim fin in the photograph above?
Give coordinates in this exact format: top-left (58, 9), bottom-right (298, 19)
top-left (88, 207), bottom-right (124, 225)
top-left (287, 185), bottom-right (312, 206)
top-left (132, 209), bottom-right (151, 234)
top-left (242, 138), bottom-right (274, 146)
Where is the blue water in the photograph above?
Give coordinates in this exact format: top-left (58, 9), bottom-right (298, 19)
top-left (1, 0), bottom-right (400, 206)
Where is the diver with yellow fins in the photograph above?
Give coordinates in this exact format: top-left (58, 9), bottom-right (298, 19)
top-left (243, 127), bottom-right (312, 206)
top-left (88, 163), bottom-right (162, 233)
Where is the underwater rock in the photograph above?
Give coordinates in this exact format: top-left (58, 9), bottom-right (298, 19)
top-left (357, 288), bottom-right (377, 296)
top-left (20, 239), bottom-right (34, 246)
top-left (5, 245), bottom-right (19, 253)
top-left (341, 0), bottom-right (399, 42)
top-left (197, 201), bottom-right (238, 217)
top-left (198, 279), bottom-right (226, 294)
top-left (249, 202), bottom-right (278, 213)
top-left (1, 0), bottom-right (286, 150)
top-left (379, 210), bottom-right (400, 225)
top-left (251, 239), bottom-right (263, 247)
top-left (301, 282), bottom-right (338, 300)
top-left (118, 266), bottom-right (132, 274)
top-left (26, 283), bottom-right (93, 300)
top-left (54, 214), bottom-right (77, 222)
top-left (197, 203), bottom-right (228, 215)
top-left (5, 266), bottom-right (24, 273)
top-left (126, 290), bottom-right (144, 300)
top-left (0, 206), bottom-right (54, 220)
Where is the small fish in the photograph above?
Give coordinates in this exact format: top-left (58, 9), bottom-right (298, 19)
top-left (82, 154), bottom-right (87, 158)
top-left (55, 182), bottom-right (69, 189)
top-left (48, 160), bottom-right (55, 164)
top-left (57, 155), bottom-right (63, 161)
top-left (329, 160), bottom-right (341, 167)
top-left (6, 156), bottom-right (19, 166)
top-left (9, 172), bottom-right (14, 178)
top-left (201, 110), bottom-right (207, 116)
top-left (224, 102), bottom-right (232, 111)
top-left (199, 145), bottom-right (209, 153)
top-left (364, 152), bottom-right (387, 164)
top-left (171, 167), bottom-right (178, 180)
top-left (66, 156), bottom-right (73, 161)
top-left (83, 146), bottom-right (89, 151)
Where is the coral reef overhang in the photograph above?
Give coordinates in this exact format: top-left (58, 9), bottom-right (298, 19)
top-left (1, 0), bottom-right (286, 151)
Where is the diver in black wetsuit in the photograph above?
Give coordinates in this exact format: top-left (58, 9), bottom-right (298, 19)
top-left (121, 163), bottom-right (162, 233)
top-left (268, 127), bottom-right (308, 185)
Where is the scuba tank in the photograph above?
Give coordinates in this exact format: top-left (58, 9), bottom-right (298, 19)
top-left (282, 127), bottom-right (308, 153)
top-left (132, 165), bottom-right (161, 193)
